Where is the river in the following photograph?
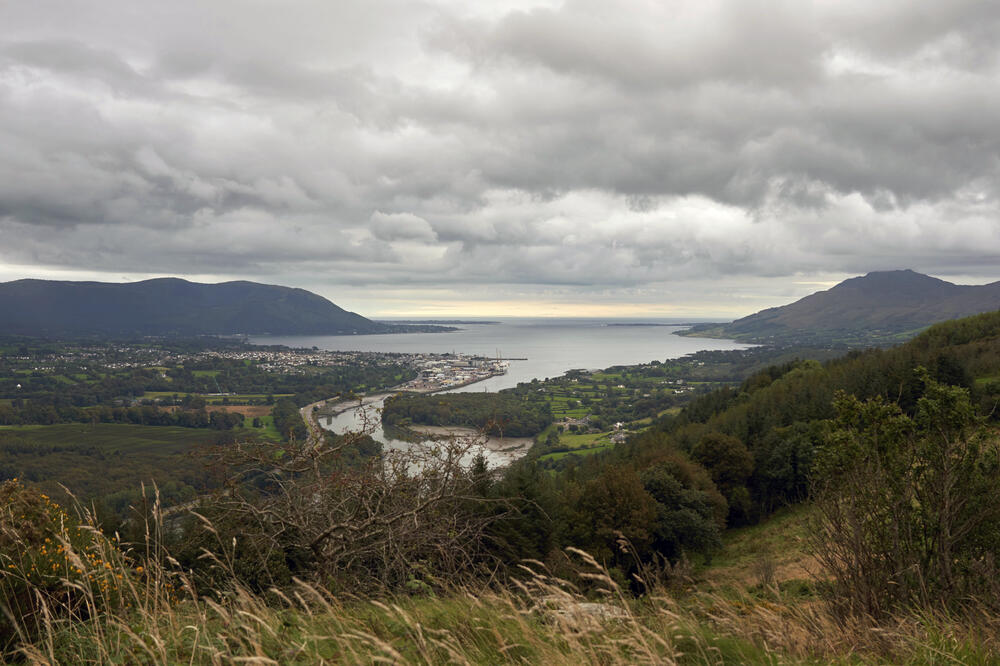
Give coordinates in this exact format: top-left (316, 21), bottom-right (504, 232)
top-left (315, 395), bottom-right (533, 468)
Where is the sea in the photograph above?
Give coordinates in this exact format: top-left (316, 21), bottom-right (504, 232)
top-left (248, 317), bottom-right (751, 393)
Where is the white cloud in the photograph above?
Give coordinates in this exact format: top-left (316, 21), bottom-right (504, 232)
top-left (369, 211), bottom-right (437, 242)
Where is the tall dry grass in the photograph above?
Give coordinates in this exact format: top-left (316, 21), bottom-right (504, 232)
top-left (4, 485), bottom-right (1000, 664)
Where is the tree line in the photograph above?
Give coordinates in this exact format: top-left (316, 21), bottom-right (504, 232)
top-left (382, 392), bottom-right (553, 437)
top-left (0, 402), bottom-right (245, 430)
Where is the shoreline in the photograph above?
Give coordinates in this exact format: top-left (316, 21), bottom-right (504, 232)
top-left (404, 424), bottom-right (533, 454)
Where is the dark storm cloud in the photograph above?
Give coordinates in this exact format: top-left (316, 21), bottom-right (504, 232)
top-left (1, 0), bottom-right (999, 311)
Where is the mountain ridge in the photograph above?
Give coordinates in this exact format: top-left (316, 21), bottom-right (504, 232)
top-left (0, 277), bottom-right (452, 337)
top-left (685, 269), bottom-right (1000, 345)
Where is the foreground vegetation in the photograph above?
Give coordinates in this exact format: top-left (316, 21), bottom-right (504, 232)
top-left (4, 482), bottom-right (1000, 664)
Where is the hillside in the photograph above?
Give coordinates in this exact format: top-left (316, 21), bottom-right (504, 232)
top-left (0, 278), bottom-right (452, 337)
top-left (684, 269), bottom-right (1000, 345)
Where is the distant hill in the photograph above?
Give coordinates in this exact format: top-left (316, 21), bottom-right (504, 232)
top-left (0, 278), bottom-right (454, 337)
top-left (684, 270), bottom-right (1000, 345)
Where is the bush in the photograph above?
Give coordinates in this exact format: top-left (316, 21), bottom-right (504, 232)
top-left (0, 480), bottom-right (133, 654)
top-left (811, 370), bottom-right (1000, 616)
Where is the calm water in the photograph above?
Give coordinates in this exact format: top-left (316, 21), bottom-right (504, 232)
top-left (249, 318), bottom-right (751, 393)
top-left (252, 318), bottom-right (751, 467)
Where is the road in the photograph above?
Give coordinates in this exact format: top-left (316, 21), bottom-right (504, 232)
top-left (299, 398), bottom-right (330, 447)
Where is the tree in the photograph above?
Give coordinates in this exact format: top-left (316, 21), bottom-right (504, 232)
top-left (752, 421), bottom-right (819, 511)
top-left (641, 460), bottom-right (723, 562)
top-left (179, 424), bottom-right (508, 593)
top-left (571, 467), bottom-right (657, 575)
top-left (691, 432), bottom-right (754, 525)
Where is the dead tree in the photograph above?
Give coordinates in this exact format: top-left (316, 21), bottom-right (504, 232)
top-left (191, 403), bottom-right (510, 592)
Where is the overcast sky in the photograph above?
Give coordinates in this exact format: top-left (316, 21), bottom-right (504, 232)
top-left (2, 0), bottom-right (999, 318)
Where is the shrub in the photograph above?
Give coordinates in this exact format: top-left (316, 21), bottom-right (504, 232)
top-left (811, 370), bottom-right (1000, 616)
top-left (0, 480), bottom-right (132, 655)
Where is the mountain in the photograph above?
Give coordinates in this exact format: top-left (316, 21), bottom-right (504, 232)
top-left (685, 270), bottom-right (1000, 345)
top-left (0, 278), bottom-right (452, 337)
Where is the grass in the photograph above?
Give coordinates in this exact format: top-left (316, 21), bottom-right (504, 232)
top-left (590, 372), bottom-right (625, 382)
top-left (539, 444), bottom-right (612, 461)
top-left (0, 493), bottom-right (776, 665)
top-left (701, 504), bottom-right (817, 590)
top-left (0, 423), bottom-right (227, 450)
top-left (253, 414), bottom-right (282, 441)
top-left (10, 512), bottom-right (1000, 664)
top-left (975, 373), bottom-right (1000, 387)
top-left (3, 484), bottom-right (1000, 665)
top-left (556, 431), bottom-right (612, 449)
top-left (546, 395), bottom-right (592, 419)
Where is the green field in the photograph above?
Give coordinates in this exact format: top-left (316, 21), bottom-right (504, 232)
top-left (556, 430), bottom-right (612, 448)
top-left (0, 423), bottom-right (224, 448)
top-left (589, 372), bottom-right (624, 382)
top-left (537, 427), bottom-right (615, 462)
top-left (0, 423), bottom-right (236, 506)
top-left (975, 373), bottom-right (1000, 387)
top-left (539, 443), bottom-right (612, 461)
top-left (254, 414), bottom-right (282, 441)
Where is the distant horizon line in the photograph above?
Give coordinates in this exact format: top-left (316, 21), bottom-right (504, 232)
top-left (370, 315), bottom-right (727, 322)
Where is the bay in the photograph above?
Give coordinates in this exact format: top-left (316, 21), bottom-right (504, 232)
top-left (249, 317), bottom-right (751, 393)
